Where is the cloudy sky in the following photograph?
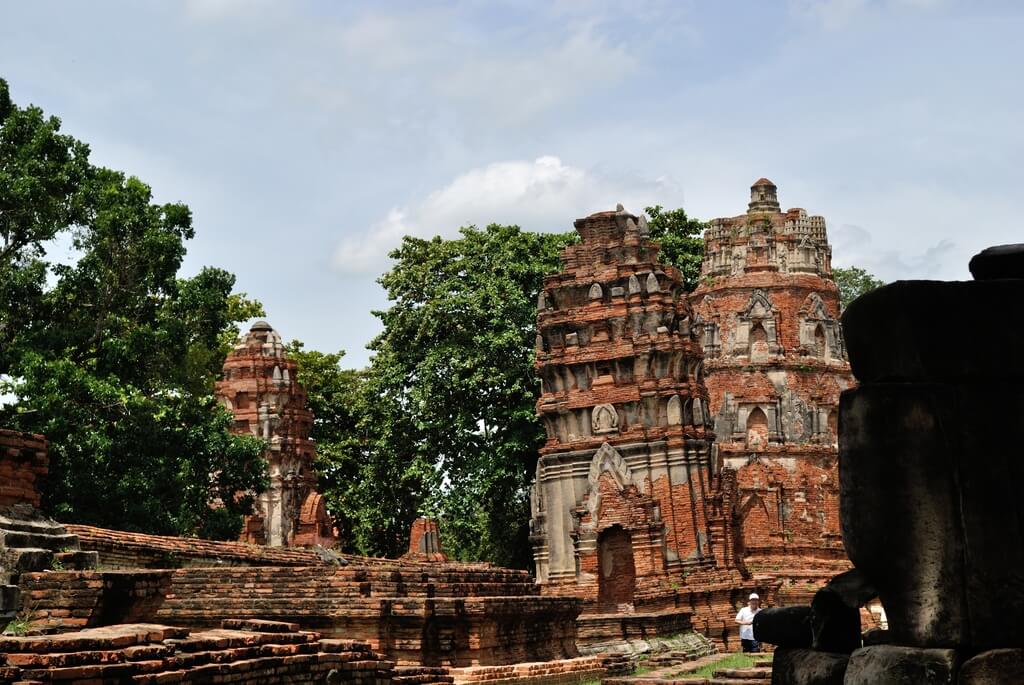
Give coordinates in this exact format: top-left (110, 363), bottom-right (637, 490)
top-left (2, 1), bottom-right (1021, 368)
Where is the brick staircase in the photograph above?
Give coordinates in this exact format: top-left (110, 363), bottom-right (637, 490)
top-left (0, 619), bottom-right (393, 684)
top-left (394, 666), bottom-right (456, 685)
top-left (0, 505), bottom-right (97, 630)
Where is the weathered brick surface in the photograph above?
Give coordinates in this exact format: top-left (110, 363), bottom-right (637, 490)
top-left (402, 518), bottom-right (448, 562)
top-left (16, 563), bottom-right (582, 667)
top-left (215, 320), bottom-right (335, 548)
top-left (0, 430), bottom-right (48, 510)
top-left (63, 523), bottom-right (332, 569)
top-left (529, 207), bottom-right (764, 649)
top-left (0, 621), bottom-right (393, 685)
top-left (690, 180), bottom-right (855, 603)
top-left (449, 656), bottom-right (606, 685)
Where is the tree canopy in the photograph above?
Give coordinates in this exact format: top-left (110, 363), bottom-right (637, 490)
top-left (0, 77), bottom-right (266, 539)
top-left (643, 204), bottom-right (706, 290)
top-left (349, 225), bottom-right (574, 565)
top-left (832, 265), bottom-right (886, 311)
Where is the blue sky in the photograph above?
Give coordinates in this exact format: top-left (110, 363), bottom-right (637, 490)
top-left (2, 0), bottom-right (1021, 368)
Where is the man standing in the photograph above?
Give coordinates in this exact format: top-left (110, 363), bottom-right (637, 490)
top-left (735, 593), bottom-right (762, 653)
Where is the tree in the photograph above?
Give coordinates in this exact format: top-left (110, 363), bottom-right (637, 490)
top-left (0, 78), bottom-right (90, 373)
top-left (644, 205), bottom-right (706, 291)
top-left (0, 81), bottom-right (266, 539)
top-left (832, 266), bottom-right (885, 311)
top-left (353, 225), bottom-right (575, 565)
top-left (284, 341), bottom-right (368, 548)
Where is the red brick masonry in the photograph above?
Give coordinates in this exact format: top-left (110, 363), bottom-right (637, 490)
top-left (0, 620), bottom-right (392, 685)
top-left (690, 179), bottom-right (855, 603)
top-left (0, 429), bottom-right (48, 510)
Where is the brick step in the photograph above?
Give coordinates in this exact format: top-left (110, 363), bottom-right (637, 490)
top-left (705, 679), bottom-right (771, 685)
top-left (0, 515), bottom-right (68, 536)
top-left (2, 548), bottom-right (54, 573)
top-left (0, 584), bottom-right (19, 612)
top-left (167, 586), bottom-right (537, 598)
top-left (0, 529), bottom-right (79, 551)
top-left (54, 550), bottom-right (98, 570)
top-left (712, 667), bottom-right (772, 679)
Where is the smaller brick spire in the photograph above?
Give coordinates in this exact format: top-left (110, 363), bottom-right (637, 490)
top-left (748, 177), bottom-right (781, 214)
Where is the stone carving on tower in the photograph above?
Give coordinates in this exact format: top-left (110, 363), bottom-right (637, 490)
top-left (690, 179), bottom-right (855, 603)
top-left (215, 321), bottom-right (336, 548)
top-left (530, 206), bottom-right (758, 646)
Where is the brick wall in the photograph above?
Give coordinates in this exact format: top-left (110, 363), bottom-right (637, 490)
top-left (64, 524), bottom-right (331, 569)
top-left (402, 517), bottom-right (449, 562)
top-left (0, 621), bottom-right (393, 685)
top-left (16, 564), bottom-right (583, 668)
top-left (0, 429), bottom-right (48, 510)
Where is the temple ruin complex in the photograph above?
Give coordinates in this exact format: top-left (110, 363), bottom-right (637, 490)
top-left (529, 205), bottom-right (760, 648)
top-left (690, 179), bottom-right (854, 604)
top-left (215, 320), bottom-right (336, 548)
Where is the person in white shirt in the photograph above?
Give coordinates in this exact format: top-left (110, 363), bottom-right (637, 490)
top-left (735, 592), bottom-right (762, 653)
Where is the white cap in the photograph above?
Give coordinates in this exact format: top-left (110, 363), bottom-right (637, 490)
top-left (749, 593), bottom-right (760, 600)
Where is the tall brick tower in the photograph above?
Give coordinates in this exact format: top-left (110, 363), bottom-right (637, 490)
top-left (216, 321), bottom-right (336, 548)
top-left (689, 179), bottom-right (854, 603)
top-left (530, 206), bottom-right (757, 647)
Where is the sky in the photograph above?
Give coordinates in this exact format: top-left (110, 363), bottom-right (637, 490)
top-left (2, 0), bottom-right (1021, 369)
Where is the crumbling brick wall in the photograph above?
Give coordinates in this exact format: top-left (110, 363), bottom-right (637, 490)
top-left (16, 561), bottom-right (583, 667)
top-left (0, 429), bottom-right (48, 510)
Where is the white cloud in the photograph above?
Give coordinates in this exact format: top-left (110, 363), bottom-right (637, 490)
top-left (333, 155), bottom-right (678, 274)
top-left (831, 223), bottom-right (960, 281)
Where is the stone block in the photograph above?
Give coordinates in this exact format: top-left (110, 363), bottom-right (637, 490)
top-left (968, 244), bottom-right (1024, 281)
top-left (862, 628), bottom-right (889, 646)
top-left (959, 648), bottom-right (1024, 684)
top-left (810, 588), bottom-right (860, 655)
top-left (844, 645), bottom-right (958, 685)
top-left (0, 583), bottom-right (19, 612)
top-left (808, 570), bottom-right (872, 655)
top-left (769, 647), bottom-right (847, 684)
top-left (841, 381), bottom-right (1024, 649)
top-left (841, 280), bottom-right (1024, 384)
top-left (754, 606), bottom-right (812, 648)
top-left (839, 384), bottom-right (966, 647)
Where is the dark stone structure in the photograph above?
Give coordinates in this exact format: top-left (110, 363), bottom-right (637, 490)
top-left (762, 244), bottom-right (1024, 684)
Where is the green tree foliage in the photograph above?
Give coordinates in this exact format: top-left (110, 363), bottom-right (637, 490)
top-left (0, 78), bottom-right (90, 372)
top-left (644, 205), bottom-right (706, 291)
top-left (284, 342), bottom-right (367, 546)
top-left (347, 225), bottom-right (575, 565)
top-left (832, 266), bottom-right (885, 311)
top-left (0, 78), bottom-right (266, 538)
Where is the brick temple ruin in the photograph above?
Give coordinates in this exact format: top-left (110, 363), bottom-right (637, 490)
top-left (529, 205), bottom-right (758, 649)
top-left (8, 185), bottom-right (1016, 684)
top-left (216, 320), bottom-right (336, 548)
top-left (690, 179), bottom-right (855, 604)
top-left (1, 429), bottom-right (608, 684)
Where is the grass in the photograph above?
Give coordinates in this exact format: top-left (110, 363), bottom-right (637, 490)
top-left (673, 653), bottom-right (764, 679)
top-left (2, 601), bottom-right (39, 636)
